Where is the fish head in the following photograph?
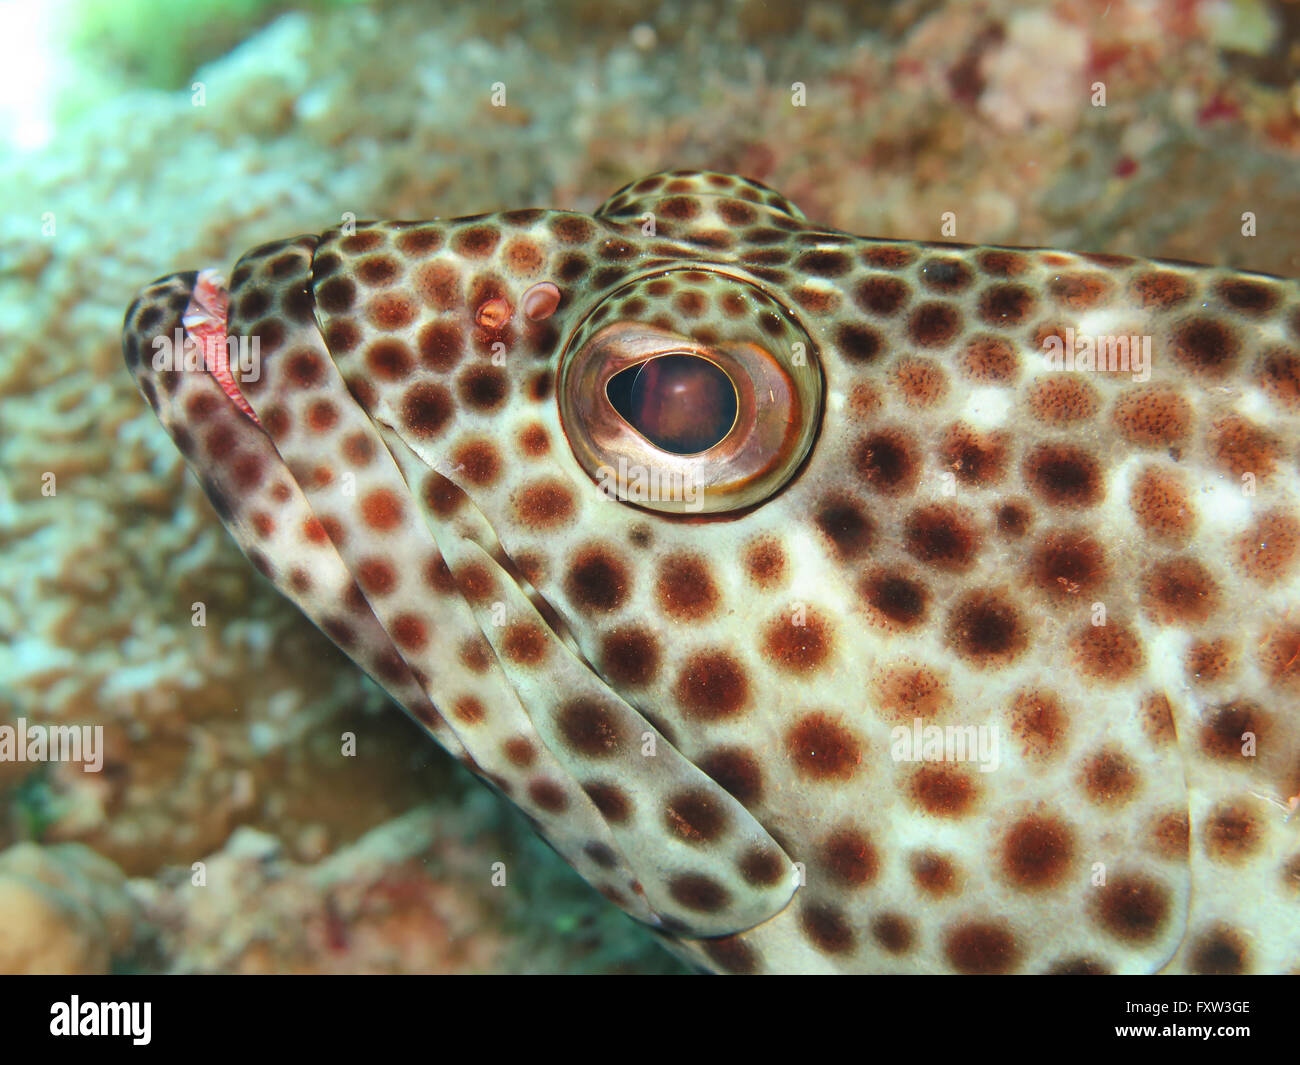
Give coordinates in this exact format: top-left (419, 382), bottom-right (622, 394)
top-left (123, 170), bottom-right (1300, 973)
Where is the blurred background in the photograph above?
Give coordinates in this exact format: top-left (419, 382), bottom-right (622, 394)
top-left (0, 0), bottom-right (1297, 973)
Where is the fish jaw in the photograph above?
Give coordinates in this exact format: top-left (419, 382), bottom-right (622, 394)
top-left (124, 170), bottom-right (1300, 974)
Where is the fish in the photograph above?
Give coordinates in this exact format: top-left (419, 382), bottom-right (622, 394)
top-left (122, 169), bottom-right (1300, 974)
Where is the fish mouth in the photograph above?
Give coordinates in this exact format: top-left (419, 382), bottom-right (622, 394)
top-left (181, 268), bottom-right (263, 425)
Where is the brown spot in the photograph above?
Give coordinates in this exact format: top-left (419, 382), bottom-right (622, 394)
top-left (459, 637), bottom-right (491, 674)
top-left (947, 589), bottom-right (1027, 666)
top-left (390, 613), bottom-right (429, 651)
top-left (668, 873), bottom-right (730, 913)
top-left (1208, 414), bottom-right (1278, 479)
top-left (836, 323), bottom-right (883, 363)
top-left (422, 473), bottom-right (464, 517)
top-left (1199, 700), bottom-right (1266, 762)
top-left (821, 827), bottom-right (878, 887)
top-left (961, 335), bottom-right (1018, 382)
top-left (1010, 690), bottom-right (1066, 758)
top-left (1111, 388), bottom-right (1191, 448)
top-left (979, 283), bottom-right (1036, 325)
top-left (502, 621), bottom-right (548, 666)
top-left (1022, 444), bottom-right (1103, 508)
top-left (743, 536), bottom-right (786, 587)
top-left (401, 382), bottom-right (454, 438)
top-left (763, 610), bottom-right (833, 673)
top-left (911, 852), bottom-right (960, 896)
top-left (452, 695), bottom-right (485, 724)
top-left (1217, 277), bottom-right (1277, 315)
top-left (455, 561), bottom-right (495, 603)
top-left (395, 226), bottom-right (442, 255)
top-left (1081, 747), bottom-right (1138, 806)
top-left (1150, 810), bottom-right (1189, 861)
top-left (702, 936), bottom-right (759, 975)
top-left (1259, 347), bottom-right (1300, 409)
top-left (1261, 624), bottom-right (1300, 688)
top-left (656, 554), bottom-right (720, 621)
top-left (939, 423), bottom-right (1008, 487)
top-left (600, 626), bottom-right (660, 687)
top-left (944, 922), bottom-right (1020, 974)
top-left (977, 249), bottom-right (1029, 276)
top-left (514, 479), bottom-right (575, 530)
top-left (853, 275), bottom-right (909, 315)
top-left (458, 365), bottom-right (509, 412)
top-left (1236, 510), bottom-right (1300, 584)
top-left (786, 712), bottom-right (861, 781)
top-left (861, 244), bottom-right (916, 269)
top-left (360, 488), bottom-right (403, 532)
top-left (565, 546), bottom-right (629, 612)
top-left (341, 431), bottom-right (375, 466)
top-left (814, 497), bottom-right (874, 559)
top-left (1029, 529), bottom-right (1107, 600)
top-left (893, 357), bottom-right (948, 408)
top-left (874, 664), bottom-right (948, 721)
top-left (1028, 376), bottom-right (1099, 426)
top-left (1048, 272), bottom-right (1114, 309)
top-left (417, 320), bottom-right (463, 371)
top-left (583, 781), bottom-right (631, 823)
top-left (911, 765), bottom-right (976, 817)
top-left (1072, 621), bottom-right (1143, 681)
top-left (1186, 638), bottom-right (1234, 685)
top-left (356, 557), bottom-right (397, 596)
top-left (664, 789), bottom-right (728, 844)
top-left (800, 902), bottom-right (855, 954)
top-left (1171, 316), bottom-right (1238, 377)
top-left (367, 292), bottom-right (416, 331)
top-left (453, 439), bottom-right (501, 487)
top-left (1093, 874), bottom-right (1170, 943)
top-left (871, 914), bottom-right (915, 954)
top-left (995, 500), bottom-right (1032, 538)
top-left (517, 421), bottom-right (549, 456)
top-left (1003, 815), bottom-right (1075, 889)
top-left (414, 261), bottom-right (462, 310)
top-left (909, 301), bottom-right (961, 346)
top-left (854, 428), bottom-right (919, 495)
top-left (453, 224), bottom-right (500, 258)
top-left (675, 651), bottom-right (750, 720)
top-left (1190, 925), bottom-right (1249, 974)
top-left (699, 747), bottom-right (764, 807)
top-left (1130, 467), bottom-right (1194, 542)
top-left (527, 778), bottom-right (568, 812)
top-left (1203, 800), bottom-right (1261, 864)
top-left (862, 570), bottom-right (929, 629)
top-left (1130, 270), bottom-right (1192, 309)
top-left (1141, 557), bottom-right (1218, 625)
top-left (1048, 958), bottom-right (1111, 975)
top-left (904, 503), bottom-right (979, 571)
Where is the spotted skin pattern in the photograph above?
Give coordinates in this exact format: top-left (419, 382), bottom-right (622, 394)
top-left (123, 170), bottom-right (1300, 974)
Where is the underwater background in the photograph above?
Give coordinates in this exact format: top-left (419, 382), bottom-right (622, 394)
top-left (1, 0), bottom-right (1297, 973)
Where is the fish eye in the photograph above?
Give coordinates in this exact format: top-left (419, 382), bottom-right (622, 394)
top-left (559, 269), bottom-right (822, 514)
top-left (605, 353), bottom-right (739, 455)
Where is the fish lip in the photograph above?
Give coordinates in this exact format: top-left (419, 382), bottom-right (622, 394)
top-left (182, 267), bottom-right (262, 426)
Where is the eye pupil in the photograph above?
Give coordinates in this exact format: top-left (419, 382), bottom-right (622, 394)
top-left (606, 353), bottom-right (738, 454)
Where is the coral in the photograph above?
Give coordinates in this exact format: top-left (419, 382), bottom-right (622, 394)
top-left (0, 842), bottom-right (137, 974)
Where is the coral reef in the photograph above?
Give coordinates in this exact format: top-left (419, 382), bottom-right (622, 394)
top-left (0, 0), bottom-right (1296, 973)
top-left (0, 842), bottom-right (136, 974)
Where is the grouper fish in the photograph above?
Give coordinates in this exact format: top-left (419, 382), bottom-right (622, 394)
top-left (122, 170), bottom-right (1300, 974)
